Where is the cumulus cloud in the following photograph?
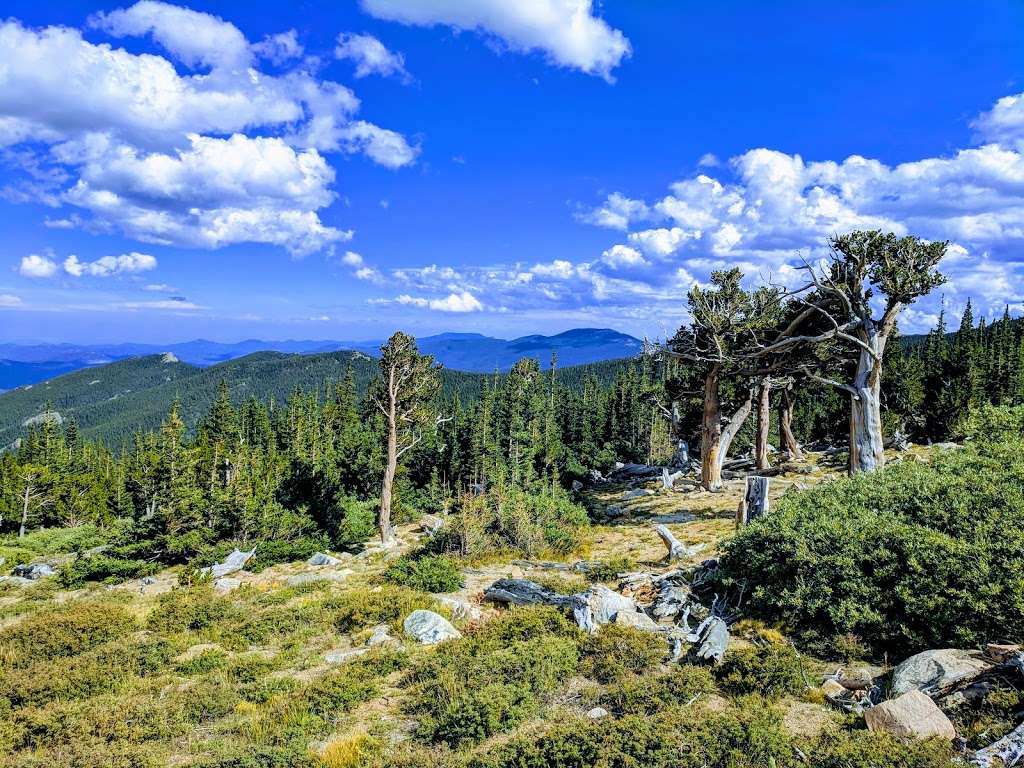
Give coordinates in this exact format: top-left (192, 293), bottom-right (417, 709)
top-left (19, 253), bottom-right (58, 278)
top-left (573, 93), bottom-right (1024, 329)
top-left (0, 3), bottom-right (418, 254)
top-left (63, 252), bottom-right (157, 277)
top-left (394, 289), bottom-right (483, 312)
top-left (360, 0), bottom-right (631, 81)
top-left (601, 244), bottom-right (647, 269)
top-left (336, 32), bottom-right (411, 81)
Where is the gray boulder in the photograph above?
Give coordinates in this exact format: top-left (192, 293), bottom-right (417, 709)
top-left (404, 609), bottom-right (461, 645)
top-left (12, 563), bottom-right (55, 580)
top-left (325, 647), bottom-right (370, 664)
top-left (366, 624), bottom-right (396, 647)
top-left (891, 649), bottom-right (992, 696)
top-left (213, 577), bottom-right (241, 593)
top-left (623, 488), bottom-right (654, 500)
top-left (614, 609), bottom-right (660, 631)
top-left (307, 552), bottom-right (341, 566)
top-left (436, 595), bottom-right (481, 621)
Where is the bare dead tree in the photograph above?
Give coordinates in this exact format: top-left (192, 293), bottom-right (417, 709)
top-left (750, 231), bottom-right (946, 474)
top-left (371, 332), bottom-right (442, 544)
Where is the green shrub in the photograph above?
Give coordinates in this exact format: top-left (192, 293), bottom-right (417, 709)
top-left (715, 642), bottom-right (805, 698)
top-left (1, 637), bottom-right (174, 708)
top-left (328, 585), bottom-right (439, 632)
top-left (471, 704), bottom-right (793, 768)
top-left (58, 552), bottom-right (160, 587)
top-left (581, 624), bottom-right (666, 683)
top-left (406, 607), bottom-right (580, 745)
top-left (435, 485), bottom-right (589, 558)
top-left (176, 648), bottom-right (230, 676)
top-left (602, 664), bottom-right (716, 715)
top-left (383, 555), bottom-right (463, 593)
top-left (146, 586), bottom-right (242, 634)
top-left (331, 495), bottom-right (378, 548)
top-left (0, 601), bottom-right (136, 667)
top-left (717, 439), bottom-right (1024, 657)
top-left (806, 729), bottom-right (953, 768)
top-left (421, 682), bottom-right (535, 747)
top-left (953, 403), bottom-right (1024, 442)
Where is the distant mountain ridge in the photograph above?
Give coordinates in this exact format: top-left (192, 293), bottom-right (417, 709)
top-left (0, 328), bottom-right (642, 389)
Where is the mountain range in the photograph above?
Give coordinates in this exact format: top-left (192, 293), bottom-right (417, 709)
top-left (0, 328), bottom-right (642, 390)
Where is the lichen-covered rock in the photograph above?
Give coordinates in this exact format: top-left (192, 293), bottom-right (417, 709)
top-left (891, 649), bottom-right (992, 696)
top-left (213, 577), bottom-right (240, 593)
top-left (587, 707), bottom-right (610, 719)
top-left (366, 624), bottom-right (395, 647)
top-left (12, 563), bottom-right (55, 580)
top-left (436, 595), bottom-right (482, 621)
top-left (325, 647), bottom-right (370, 664)
top-left (614, 609), bottom-right (660, 631)
top-left (573, 585), bottom-right (637, 632)
top-left (404, 609), bottom-right (461, 645)
top-left (307, 552), bottom-right (341, 566)
top-left (864, 690), bottom-right (956, 740)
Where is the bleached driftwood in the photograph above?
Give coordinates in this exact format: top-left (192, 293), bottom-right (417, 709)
top-left (973, 722), bottom-right (1024, 768)
top-left (654, 524), bottom-right (705, 561)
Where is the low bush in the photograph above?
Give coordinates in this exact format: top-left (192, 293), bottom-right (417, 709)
top-left (328, 585), bottom-right (440, 632)
top-left (434, 484), bottom-right (589, 558)
top-left (602, 664), bottom-right (716, 715)
top-left (718, 437), bottom-right (1024, 657)
top-left (0, 601), bottom-right (136, 667)
top-left (58, 552), bottom-right (161, 587)
top-left (146, 586), bottom-right (242, 635)
top-left (406, 606), bottom-right (581, 746)
top-left (383, 554), bottom-right (463, 593)
top-left (581, 623), bottom-right (666, 683)
top-left (715, 641), bottom-right (805, 698)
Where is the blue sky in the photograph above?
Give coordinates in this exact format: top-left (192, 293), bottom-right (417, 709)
top-left (1, 0), bottom-right (1022, 344)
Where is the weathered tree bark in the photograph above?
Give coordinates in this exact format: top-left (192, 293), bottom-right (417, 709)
top-left (755, 378), bottom-right (772, 470)
top-left (848, 322), bottom-right (888, 475)
top-left (700, 369), bottom-right (754, 491)
top-left (379, 401), bottom-right (398, 543)
top-left (19, 483), bottom-right (30, 539)
top-left (736, 476), bottom-right (770, 526)
top-left (778, 385), bottom-right (802, 461)
top-left (973, 721), bottom-right (1024, 768)
top-left (654, 524), bottom-right (704, 561)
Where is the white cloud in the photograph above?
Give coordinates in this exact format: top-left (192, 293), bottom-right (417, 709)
top-left (335, 32), bottom-right (411, 81)
top-left (600, 244), bottom-right (646, 269)
top-left (63, 252), bottom-right (157, 277)
top-left (394, 290), bottom-right (483, 312)
top-left (0, 294), bottom-right (22, 307)
top-left (121, 297), bottom-right (204, 310)
top-left (253, 30), bottom-right (304, 64)
top-left (19, 253), bottom-right (58, 278)
top-left (0, 4), bottom-right (418, 254)
top-left (697, 153), bottom-right (720, 167)
top-left (336, 121), bottom-right (420, 169)
top-left (573, 92), bottom-right (1024, 329)
top-left (973, 92), bottom-right (1024, 151)
top-left (143, 282), bottom-right (176, 292)
top-left (342, 250), bottom-right (364, 267)
top-left (361, 0), bottom-right (631, 81)
top-left (576, 192), bottom-right (649, 230)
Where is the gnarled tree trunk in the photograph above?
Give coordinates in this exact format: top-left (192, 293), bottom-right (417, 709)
top-left (701, 372), bottom-right (754, 491)
top-left (778, 385), bottom-right (802, 461)
top-left (849, 324), bottom-right (887, 474)
top-left (755, 378), bottom-right (772, 470)
top-left (379, 401), bottom-right (398, 543)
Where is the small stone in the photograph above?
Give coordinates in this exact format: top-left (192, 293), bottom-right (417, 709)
top-left (614, 609), bottom-right (660, 631)
top-left (571, 480), bottom-right (584, 492)
top-left (366, 624), bottom-right (395, 647)
top-left (605, 504), bottom-right (625, 518)
top-left (213, 577), bottom-right (240, 593)
top-left (307, 552), bottom-right (341, 567)
top-left (325, 647), bottom-right (370, 665)
top-left (623, 488), bottom-right (654, 500)
top-left (404, 609), bottom-right (461, 645)
top-left (821, 679), bottom-right (848, 699)
top-left (436, 596), bottom-right (481, 621)
top-left (12, 563), bottom-right (55, 580)
top-left (587, 707), bottom-right (610, 719)
top-left (864, 690), bottom-right (956, 740)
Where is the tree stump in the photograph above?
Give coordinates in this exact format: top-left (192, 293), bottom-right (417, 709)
top-left (736, 476), bottom-right (769, 526)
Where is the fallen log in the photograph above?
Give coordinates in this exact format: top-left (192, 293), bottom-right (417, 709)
top-left (973, 722), bottom-right (1024, 768)
top-left (654, 524), bottom-right (705, 561)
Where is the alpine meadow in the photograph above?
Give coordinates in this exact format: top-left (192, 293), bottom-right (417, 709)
top-left (1, 3), bottom-right (1023, 768)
